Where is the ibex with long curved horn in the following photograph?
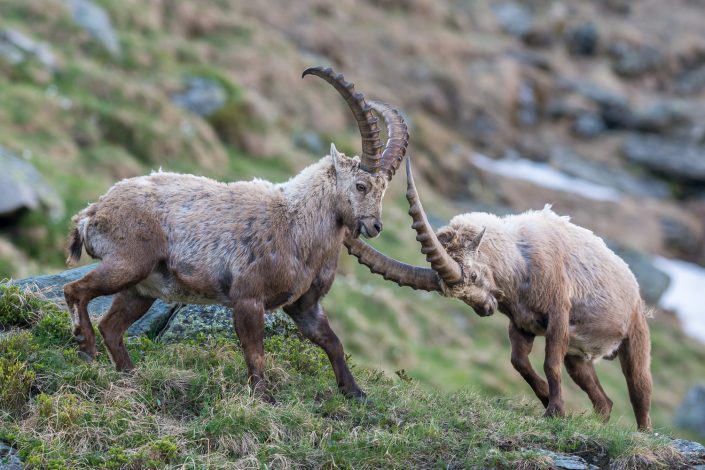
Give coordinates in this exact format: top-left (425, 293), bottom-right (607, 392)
top-left (63, 67), bottom-right (409, 401)
top-left (347, 159), bottom-right (652, 430)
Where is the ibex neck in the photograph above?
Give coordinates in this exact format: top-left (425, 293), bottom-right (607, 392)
top-left (278, 157), bottom-right (345, 254)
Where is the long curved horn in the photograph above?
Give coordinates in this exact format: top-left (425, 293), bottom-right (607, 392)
top-left (344, 238), bottom-right (441, 291)
top-left (368, 101), bottom-right (409, 180)
top-left (405, 158), bottom-right (463, 285)
top-left (302, 66), bottom-right (383, 173)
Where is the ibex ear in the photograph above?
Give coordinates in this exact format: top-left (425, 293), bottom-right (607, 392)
top-left (466, 226), bottom-right (486, 253)
top-left (330, 143), bottom-right (342, 170)
top-left (437, 226), bottom-right (457, 247)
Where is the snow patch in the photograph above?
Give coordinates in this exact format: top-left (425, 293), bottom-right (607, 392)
top-left (473, 153), bottom-right (622, 202)
top-left (653, 257), bottom-right (705, 344)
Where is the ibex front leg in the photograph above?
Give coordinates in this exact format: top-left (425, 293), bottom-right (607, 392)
top-left (232, 299), bottom-right (271, 402)
top-left (543, 307), bottom-right (570, 418)
top-left (284, 289), bottom-right (364, 400)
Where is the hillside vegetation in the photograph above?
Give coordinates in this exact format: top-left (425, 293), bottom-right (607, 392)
top-left (1, 0), bottom-right (705, 457)
top-left (0, 286), bottom-right (691, 468)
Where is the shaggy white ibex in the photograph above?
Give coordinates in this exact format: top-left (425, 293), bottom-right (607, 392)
top-left (64, 66), bottom-right (409, 401)
top-left (347, 159), bottom-right (652, 430)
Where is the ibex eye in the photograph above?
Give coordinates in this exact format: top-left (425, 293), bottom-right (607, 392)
top-left (470, 272), bottom-right (477, 283)
top-left (356, 183), bottom-right (366, 193)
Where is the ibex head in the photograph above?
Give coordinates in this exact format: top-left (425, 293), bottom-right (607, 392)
top-left (345, 158), bottom-right (498, 316)
top-left (303, 67), bottom-right (409, 238)
top-left (435, 224), bottom-right (498, 317)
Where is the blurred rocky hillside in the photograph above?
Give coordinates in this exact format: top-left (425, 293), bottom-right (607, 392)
top-left (2, 0), bottom-right (705, 441)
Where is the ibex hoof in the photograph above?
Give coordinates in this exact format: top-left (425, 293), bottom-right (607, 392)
top-left (77, 351), bottom-right (94, 363)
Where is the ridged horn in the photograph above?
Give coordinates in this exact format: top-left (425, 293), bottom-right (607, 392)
top-left (302, 66), bottom-right (383, 173)
top-left (368, 100), bottom-right (409, 180)
top-left (405, 157), bottom-right (463, 285)
top-left (344, 238), bottom-right (441, 291)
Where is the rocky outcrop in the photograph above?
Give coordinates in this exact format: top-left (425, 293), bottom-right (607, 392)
top-left (5, 265), bottom-right (296, 341)
top-left (0, 146), bottom-right (63, 220)
top-left (675, 384), bottom-right (705, 438)
top-left (622, 135), bottom-right (705, 184)
top-left (8, 264), bottom-right (173, 338)
top-left (63, 0), bottom-right (121, 57)
top-left (0, 29), bottom-right (57, 72)
top-left (171, 77), bottom-right (227, 117)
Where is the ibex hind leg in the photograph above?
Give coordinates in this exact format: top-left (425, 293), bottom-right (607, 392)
top-left (564, 355), bottom-right (613, 420)
top-left (63, 258), bottom-right (155, 362)
top-left (98, 288), bottom-right (155, 371)
top-left (619, 309), bottom-right (652, 431)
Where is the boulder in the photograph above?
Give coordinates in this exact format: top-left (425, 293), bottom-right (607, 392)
top-left (170, 77), bottom-right (227, 117)
top-left (492, 3), bottom-right (533, 38)
top-left (0, 442), bottom-right (21, 470)
top-left (157, 304), bottom-right (296, 343)
top-left (550, 147), bottom-right (671, 199)
top-left (8, 264), bottom-right (174, 338)
top-left (64, 0), bottom-right (121, 57)
top-left (564, 22), bottom-right (599, 56)
top-left (0, 29), bottom-right (57, 71)
top-left (0, 146), bottom-right (63, 220)
top-left (674, 384), bottom-right (705, 438)
top-left (608, 243), bottom-right (670, 304)
top-left (609, 41), bottom-right (663, 78)
top-left (622, 135), bottom-right (705, 183)
top-left (571, 112), bottom-right (606, 138)
top-left (534, 449), bottom-right (598, 470)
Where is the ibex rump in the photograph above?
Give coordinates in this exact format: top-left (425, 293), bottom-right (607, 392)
top-left (347, 159), bottom-right (652, 430)
top-left (64, 67), bottom-right (409, 401)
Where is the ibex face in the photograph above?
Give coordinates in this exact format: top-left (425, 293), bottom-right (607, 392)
top-left (331, 145), bottom-right (388, 239)
top-left (302, 67), bottom-right (410, 240)
top-left (436, 225), bottom-right (498, 317)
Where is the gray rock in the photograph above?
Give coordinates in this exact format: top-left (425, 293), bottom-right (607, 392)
top-left (535, 449), bottom-right (598, 470)
top-left (564, 22), bottom-right (599, 56)
top-left (293, 131), bottom-right (325, 155)
top-left (157, 304), bottom-right (296, 343)
top-left (633, 102), bottom-right (689, 133)
top-left (572, 112), bottom-right (606, 138)
top-left (516, 80), bottom-right (538, 126)
top-left (622, 134), bottom-right (705, 183)
top-left (64, 0), bottom-right (121, 57)
top-left (660, 217), bottom-right (702, 257)
top-left (0, 29), bottom-right (57, 71)
top-left (0, 442), bottom-right (21, 470)
top-left (171, 77), bottom-right (227, 117)
top-left (670, 438), bottom-right (705, 461)
top-left (675, 64), bottom-right (705, 96)
top-left (0, 146), bottom-right (63, 220)
top-left (7, 264), bottom-right (175, 338)
top-left (675, 385), bottom-right (705, 438)
top-left (492, 3), bottom-right (533, 37)
top-left (608, 243), bottom-right (671, 304)
top-left (550, 147), bottom-right (671, 199)
top-left (559, 79), bottom-right (629, 109)
top-left (609, 41), bottom-right (663, 78)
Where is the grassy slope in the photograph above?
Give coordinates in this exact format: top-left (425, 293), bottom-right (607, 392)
top-left (0, 287), bottom-right (685, 469)
top-left (0, 0), bottom-right (704, 453)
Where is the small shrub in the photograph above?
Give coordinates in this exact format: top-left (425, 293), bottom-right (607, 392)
top-left (0, 284), bottom-right (46, 327)
top-left (0, 357), bottom-right (36, 415)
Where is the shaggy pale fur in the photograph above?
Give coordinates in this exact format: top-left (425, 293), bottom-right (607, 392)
top-left (64, 146), bottom-right (388, 401)
top-left (433, 205), bottom-right (652, 430)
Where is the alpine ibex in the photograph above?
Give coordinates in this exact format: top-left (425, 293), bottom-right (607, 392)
top-left (64, 66), bottom-right (409, 401)
top-left (347, 159), bottom-right (652, 430)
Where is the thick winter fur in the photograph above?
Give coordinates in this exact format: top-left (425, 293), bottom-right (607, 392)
top-left (64, 145), bottom-right (388, 401)
top-left (437, 205), bottom-right (652, 430)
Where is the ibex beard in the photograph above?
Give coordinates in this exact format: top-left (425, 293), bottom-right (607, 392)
top-left (63, 66), bottom-right (409, 402)
top-left (347, 158), bottom-right (653, 431)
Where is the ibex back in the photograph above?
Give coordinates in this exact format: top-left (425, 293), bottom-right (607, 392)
top-left (64, 67), bottom-right (409, 402)
top-left (347, 159), bottom-right (652, 430)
